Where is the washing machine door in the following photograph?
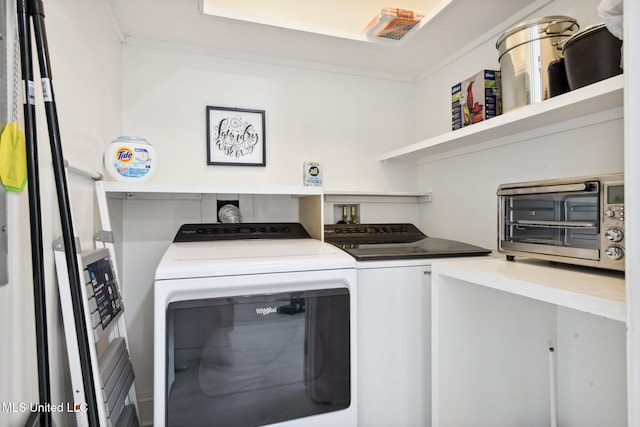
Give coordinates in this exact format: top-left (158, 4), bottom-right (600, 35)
top-left (165, 287), bottom-right (351, 427)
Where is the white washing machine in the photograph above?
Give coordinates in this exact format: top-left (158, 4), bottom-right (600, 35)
top-left (325, 223), bottom-right (490, 427)
top-left (153, 223), bottom-right (357, 427)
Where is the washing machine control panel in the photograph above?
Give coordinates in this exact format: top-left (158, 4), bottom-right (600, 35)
top-left (173, 222), bottom-right (311, 242)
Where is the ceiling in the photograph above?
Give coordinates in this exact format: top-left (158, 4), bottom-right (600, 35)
top-left (200, 0), bottom-right (438, 40)
top-left (107, 0), bottom-right (542, 79)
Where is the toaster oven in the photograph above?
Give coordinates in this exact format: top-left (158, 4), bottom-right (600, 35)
top-left (498, 173), bottom-right (624, 271)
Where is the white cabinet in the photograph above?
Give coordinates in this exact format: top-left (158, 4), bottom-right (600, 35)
top-left (357, 264), bottom-right (431, 427)
top-left (431, 258), bottom-right (627, 427)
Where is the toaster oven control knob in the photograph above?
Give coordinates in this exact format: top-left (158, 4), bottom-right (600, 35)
top-left (605, 227), bottom-right (624, 242)
top-left (605, 245), bottom-right (624, 260)
top-left (604, 210), bottom-right (615, 218)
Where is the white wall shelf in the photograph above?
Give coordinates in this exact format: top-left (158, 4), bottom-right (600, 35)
top-left (432, 256), bottom-right (626, 322)
top-left (102, 182), bottom-right (432, 201)
top-left (379, 75), bottom-right (624, 162)
top-left (101, 181), bottom-right (323, 198)
top-left (324, 190), bottom-right (432, 203)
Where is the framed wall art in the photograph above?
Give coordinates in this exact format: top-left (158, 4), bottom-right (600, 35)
top-left (206, 106), bottom-right (266, 166)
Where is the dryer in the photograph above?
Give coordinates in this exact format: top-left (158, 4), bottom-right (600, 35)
top-left (325, 223), bottom-right (490, 427)
top-left (153, 223), bottom-right (357, 427)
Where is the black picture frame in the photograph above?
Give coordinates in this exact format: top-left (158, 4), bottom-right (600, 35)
top-left (206, 106), bottom-right (266, 166)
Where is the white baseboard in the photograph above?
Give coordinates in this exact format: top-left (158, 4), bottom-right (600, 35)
top-left (137, 392), bottom-right (154, 426)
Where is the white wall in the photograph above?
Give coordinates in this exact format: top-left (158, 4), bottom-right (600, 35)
top-left (0, 1), bottom-right (122, 426)
top-left (625, 1), bottom-right (640, 424)
top-left (416, 121), bottom-right (624, 249)
top-left (416, 0), bottom-right (605, 140)
top-left (414, 0), bottom-right (623, 248)
top-left (122, 39), bottom-right (418, 193)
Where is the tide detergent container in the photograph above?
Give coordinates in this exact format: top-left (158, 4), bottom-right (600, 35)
top-left (104, 136), bottom-right (157, 182)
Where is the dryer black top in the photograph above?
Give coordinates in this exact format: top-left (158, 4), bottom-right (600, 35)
top-left (324, 223), bottom-right (491, 261)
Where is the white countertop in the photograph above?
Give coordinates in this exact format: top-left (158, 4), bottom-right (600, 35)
top-left (431, 255), bottom-right (626, 322)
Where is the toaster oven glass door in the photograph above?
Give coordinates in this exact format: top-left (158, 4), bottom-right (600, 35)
top-left (501, 190), bottom-right (600, 259)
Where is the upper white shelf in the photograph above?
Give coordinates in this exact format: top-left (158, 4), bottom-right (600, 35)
top-left (432, 256), bottom-right (626, 322)
top-left (100, 181), bottom-right (323, 197)
top-left (100, 182), bottom-right (434, 200)
top-left (324, 189), bottom-right (427, 196)
top-left (379, 75), bottom-right (624, 162)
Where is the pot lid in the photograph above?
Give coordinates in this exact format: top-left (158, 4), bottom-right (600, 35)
top-left (496, 15), bottom-right (579, 49)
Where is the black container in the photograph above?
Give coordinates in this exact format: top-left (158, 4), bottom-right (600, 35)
top-left (547, 57), bottom-right (570, 97)
top-left (562, 23), bottom-right (622, 90)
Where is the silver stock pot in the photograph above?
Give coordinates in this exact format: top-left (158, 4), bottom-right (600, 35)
top-left (496, 16), bottom-right (579, 112)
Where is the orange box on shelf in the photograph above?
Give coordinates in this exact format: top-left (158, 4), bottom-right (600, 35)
top-left (452, 70), bottom-right (502, 130)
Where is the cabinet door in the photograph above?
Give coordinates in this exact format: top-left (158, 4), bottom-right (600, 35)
top-left (357, 265), bottom-right (431, 427)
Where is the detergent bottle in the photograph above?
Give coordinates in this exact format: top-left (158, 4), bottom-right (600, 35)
top-left (104, 136), bottom-right (157, 182)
